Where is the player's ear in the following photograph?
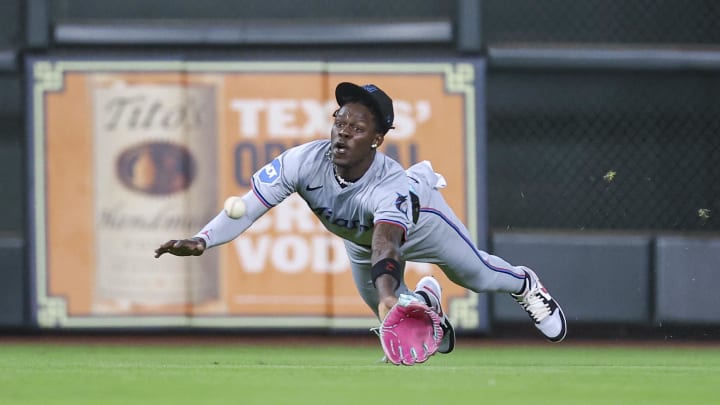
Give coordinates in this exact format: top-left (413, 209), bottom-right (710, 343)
top-left (371, 135), bottom-right (384, 149)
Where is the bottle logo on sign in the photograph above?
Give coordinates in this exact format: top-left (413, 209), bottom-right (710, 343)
top-left (115, 142), bottom-right (196, 195)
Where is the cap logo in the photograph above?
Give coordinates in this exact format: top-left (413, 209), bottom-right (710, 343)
top-left (363, 84), bottom-right (380, 93)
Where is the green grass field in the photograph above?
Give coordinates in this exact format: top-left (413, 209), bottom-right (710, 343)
top-left (0, 340), bottom-right (718, 404)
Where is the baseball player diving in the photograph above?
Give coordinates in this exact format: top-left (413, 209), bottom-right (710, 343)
top-left (155, 81), bottom-right (567, 365)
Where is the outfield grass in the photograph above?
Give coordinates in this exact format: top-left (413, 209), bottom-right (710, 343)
top-left (0, 341), bottom-right (718, 404)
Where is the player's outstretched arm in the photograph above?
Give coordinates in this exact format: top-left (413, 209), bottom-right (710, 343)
top-left (154, 237), bottom-right (206, 258)
top-left (371, 222), bottom-right (406, 320)
top-left (372, 223), bottom-right (444, 366)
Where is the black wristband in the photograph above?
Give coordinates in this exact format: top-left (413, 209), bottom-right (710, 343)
top-left (371, 258), bottom-right (401, 290)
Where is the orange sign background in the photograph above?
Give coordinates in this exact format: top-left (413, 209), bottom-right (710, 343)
top-left (30, 60), bottom-right (482, 329)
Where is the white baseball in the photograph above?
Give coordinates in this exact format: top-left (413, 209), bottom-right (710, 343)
top-left (223, 196), bottom-right (247, 219)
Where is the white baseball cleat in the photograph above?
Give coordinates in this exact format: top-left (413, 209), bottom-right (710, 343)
top-left (414, 276), bottom-right (455, 354)
top-left (511, 266), bottom-right (567, 342)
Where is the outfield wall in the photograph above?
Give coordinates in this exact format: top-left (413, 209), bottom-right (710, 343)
top-left (4, 231), bottom-right (720, 331)
top-left (491, 232), bottom-right (720, 328)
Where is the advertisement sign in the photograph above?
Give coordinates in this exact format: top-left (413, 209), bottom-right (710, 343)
top-left (28, 59), bottom-right (486, 330)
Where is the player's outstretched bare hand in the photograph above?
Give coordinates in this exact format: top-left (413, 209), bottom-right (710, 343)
top-left (154, 238), bottom-right (206, 258)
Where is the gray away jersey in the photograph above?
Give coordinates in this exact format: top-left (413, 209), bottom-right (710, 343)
top-left (251, 140), bottom-right (414, 246)
top-left (195, 139), bottom-right (528, 297)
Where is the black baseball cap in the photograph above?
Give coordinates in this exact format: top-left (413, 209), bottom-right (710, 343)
top-left (335, 82), bottom-right (394, 134)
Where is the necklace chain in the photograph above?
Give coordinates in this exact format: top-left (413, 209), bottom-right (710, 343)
top-left (334, 170), bottom-right (354, 187)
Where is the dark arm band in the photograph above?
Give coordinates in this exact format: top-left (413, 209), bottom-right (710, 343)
top-left (371, 258), bottom-right (401, 290)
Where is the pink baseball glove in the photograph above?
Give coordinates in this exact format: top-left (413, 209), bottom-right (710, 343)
top-left (378, 295), bottom-right (444, 366)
